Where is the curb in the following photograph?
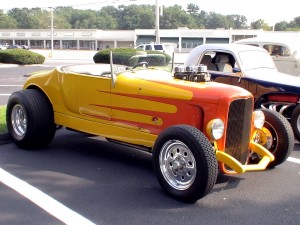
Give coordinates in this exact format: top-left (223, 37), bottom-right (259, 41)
top-left (0, 132), bottom-right (11, 145)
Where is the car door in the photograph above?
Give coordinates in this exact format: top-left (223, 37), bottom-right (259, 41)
top-left (76, 74), bottom-right (112, 121)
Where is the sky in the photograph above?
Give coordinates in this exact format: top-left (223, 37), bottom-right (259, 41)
top-left (1, 0), bottom-right (299, 25)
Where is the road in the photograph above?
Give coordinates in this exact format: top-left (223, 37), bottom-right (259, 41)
top-left (0, 129), bottom-right (299, 225)
top-left (0, 54), bottom-right (299, 225)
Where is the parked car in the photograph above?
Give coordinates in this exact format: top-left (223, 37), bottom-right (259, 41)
top-left (235, 37), bottom-right (300, 76)
top-left (135, 43), bottom-right (174, 57)
top-left (7, 45), bottom-right (22, 49)
top-left (0, 44), bottom-right (7, 50)
top-left (184, 43), bottom-right (300, 141)
top-left (7, 59), bottom-right (293, 202)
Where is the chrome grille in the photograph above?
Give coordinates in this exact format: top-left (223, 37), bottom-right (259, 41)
top-left (225, 98), bottom-right (252, 164)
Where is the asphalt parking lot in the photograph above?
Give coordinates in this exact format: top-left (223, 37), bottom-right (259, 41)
top-left (0, 51), bottom-right (300, 225)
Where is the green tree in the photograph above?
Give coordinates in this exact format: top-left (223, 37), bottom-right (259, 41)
top-left (0, 10), bottom-right (17, 28)
top-left (160, 5), bottom-right (196, 29)
top-left (8, 8), bottom-right (40, 28)
top-left (250, 19), bottom-right (271, 30)
top-left (186, 3), bottom-right (199, 15)
top-left (275, 21), bottom-right (290, 31)
top-left (206, 12), bottom-right (229, 29)
top-left (226, 15), bottom-right (248, 29)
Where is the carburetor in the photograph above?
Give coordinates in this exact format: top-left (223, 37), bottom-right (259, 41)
top-left (174, 65), bottom-right (211, 82)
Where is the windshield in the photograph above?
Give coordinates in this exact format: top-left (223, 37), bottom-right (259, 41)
top-left (238, 50), bottom-right (276, 70)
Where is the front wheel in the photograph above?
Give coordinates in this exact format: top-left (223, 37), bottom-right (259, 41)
top-left (153, 125), bottom-right (218, 202)
top-left (6, 89), bottom-right (56, 149)
top-left (252, 109), bottom-right (294, 167)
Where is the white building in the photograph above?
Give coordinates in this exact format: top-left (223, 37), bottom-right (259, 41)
top-left (1, 28), bottom-right (299, 52)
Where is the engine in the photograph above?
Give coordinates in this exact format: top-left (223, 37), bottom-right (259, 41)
top-left (174, 65), bottom-right (211, 82)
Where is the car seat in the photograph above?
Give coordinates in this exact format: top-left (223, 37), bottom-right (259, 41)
top-left (201, 55), bottom-right (217, 71)
top-left (215, 55), bottom-right (233, 72)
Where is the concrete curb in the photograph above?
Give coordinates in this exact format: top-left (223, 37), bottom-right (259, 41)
top-left (0, 132), bottom-right (11, 145)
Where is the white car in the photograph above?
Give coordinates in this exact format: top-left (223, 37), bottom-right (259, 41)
top-left (235, 37), bottom-right (300, 76)
top-left (135, 43), bottom-right (174, 56)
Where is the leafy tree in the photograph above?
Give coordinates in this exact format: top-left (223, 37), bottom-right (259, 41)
top-left (250, 19), bottom-right (271, 30)
top-left (0, 10), bottom-right (17, 29)
top-left (275, 21), bottom-right (290, 31)
top-left (160, 5), bottom-right (196, 29)
top-left (226, 15), bottom-right (248, 29)
top-left (206, 12), bottom-right (229, 29)
top-left (186, 3), bottom-right (199, 15)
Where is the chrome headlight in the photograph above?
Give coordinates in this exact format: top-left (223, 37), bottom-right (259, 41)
top-left (253, 110), bottom-right (265, 129)
top-left (206, 119), bottom-right (224, 140)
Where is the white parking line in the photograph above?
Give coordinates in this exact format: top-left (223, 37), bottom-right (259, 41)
top-left (0, 168), bottom-right (98, 225)
top-left (0, 85), bottom-right (23, 87)
top-left (287, 157), bottom-right (300, 164)
top-left (0, 94), bottom-right (11, 96)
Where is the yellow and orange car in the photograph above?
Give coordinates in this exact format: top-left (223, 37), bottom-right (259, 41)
top-left (6, 62), bottom-right (293, 202)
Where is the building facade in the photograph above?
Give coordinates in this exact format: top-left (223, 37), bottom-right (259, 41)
top-left (1, 28), bottom-right (300, 52)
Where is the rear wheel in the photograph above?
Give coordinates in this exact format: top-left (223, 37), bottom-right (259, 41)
top-left (153, 125), bottom-right (218, 202)
top-left (251, 109), bottom-right (294, 167)
top-left (6, 89), bottom-right (56, 149)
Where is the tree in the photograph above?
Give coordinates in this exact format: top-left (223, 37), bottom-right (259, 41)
top-left (160, 5), bottom-right (196, 29)
top-left (8, 8), bottom-right (37, 28)
top-left (186, 3), bottom-right (199, 15)
top-left (0, 10), bottom-right (17, 29)
top-left (206, 12), bottom-right (229, 29)
top-left (226, 15), bottom-right (248, 29)
top-left (250, 19), bottom-right (271, 30)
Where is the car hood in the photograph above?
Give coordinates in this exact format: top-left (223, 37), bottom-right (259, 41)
top-left (243, 68), bottom-right (300, 93)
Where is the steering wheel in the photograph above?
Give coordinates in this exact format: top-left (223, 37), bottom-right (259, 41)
top-left (132, 61), bottom-right (149, 69)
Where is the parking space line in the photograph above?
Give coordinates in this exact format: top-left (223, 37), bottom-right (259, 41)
top-left (287, 157), bottom-right (300, 164)
top-left (0, 168), bottom-right (98, 225)
top-left (0, 85), bottom-right (23, 87)
top-left (0, 94), bottom-right (11, 96)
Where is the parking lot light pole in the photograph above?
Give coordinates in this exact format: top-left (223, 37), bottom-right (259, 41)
top-left (155, 0), bottom-right (160, 44)
top-left (49, 7), bottom-right (54, 57)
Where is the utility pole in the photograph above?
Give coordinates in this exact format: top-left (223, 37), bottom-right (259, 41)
top-left (49, 7), bottom-right (54, 57)
top-left (155, 0), bottom-right (160, 44)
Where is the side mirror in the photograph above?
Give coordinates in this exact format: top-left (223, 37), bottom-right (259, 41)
top-left (233, 67), bottom-right (241, 73)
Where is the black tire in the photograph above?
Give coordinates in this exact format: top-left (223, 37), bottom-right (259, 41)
top-left (153, 125), bottom-right (218, 202)
top-left (256, 109), bottom-right (294, 167)
top-left (6, 89), bottom-right (56, 149)
top-left (291, 104), bottom-right (300, 142)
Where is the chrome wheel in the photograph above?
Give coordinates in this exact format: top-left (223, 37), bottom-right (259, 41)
top-left (11, 104), bottom-right (27, 137)
top-left (159, 140), bottom-right (196, 190)
top-left (296, 114), bottom-right (300, 134)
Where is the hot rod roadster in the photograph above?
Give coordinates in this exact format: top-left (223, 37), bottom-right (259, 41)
top-left (6, 55), bottom-right (293, 202)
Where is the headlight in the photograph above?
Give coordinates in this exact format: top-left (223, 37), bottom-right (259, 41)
top-left (253, 110), bottom-right (265, 129)
top-left (206, 119), bottom-right (224, 140)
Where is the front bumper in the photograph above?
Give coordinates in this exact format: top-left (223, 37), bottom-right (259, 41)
top-left (216, 141), bottom-right (275, 174)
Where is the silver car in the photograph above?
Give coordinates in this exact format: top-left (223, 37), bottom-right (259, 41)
top-left (235, 37), bottom-right (300, 76)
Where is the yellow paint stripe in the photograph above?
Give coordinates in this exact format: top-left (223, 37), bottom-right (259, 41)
top-left (111, 94), bottom-right (177, 113)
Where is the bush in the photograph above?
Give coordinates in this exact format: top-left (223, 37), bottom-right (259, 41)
top-left (0, 49), bottom-right (45, 65)
top-left (93, 48), bottom-right (171, 66)
top-left (93, 48), bottom-right (143, 65)
top-left (129, 54), bottom-right (166, 67)
top-left (145, 50), bottom-right (172, 64)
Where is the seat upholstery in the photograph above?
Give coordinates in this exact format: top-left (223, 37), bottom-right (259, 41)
top-left (215, 55), bottom-right (233, 72)
top-left (201, 55), bottom-right (217, 71)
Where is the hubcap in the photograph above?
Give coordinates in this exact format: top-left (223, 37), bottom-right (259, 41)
top-left (11, 104), bottom-right (27, 137)
top-left (159, 140), bottom-right (196, 190)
